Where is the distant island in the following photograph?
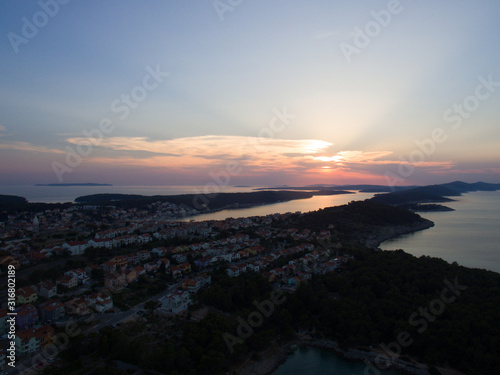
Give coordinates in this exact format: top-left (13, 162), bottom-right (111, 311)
top-left (35, 183), bottom-right (113, 187)
top-left (256, 184), bottom-right (418, 193)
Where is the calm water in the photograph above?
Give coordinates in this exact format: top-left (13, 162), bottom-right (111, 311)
top-left (381, 191), bottom-right (500, 273)
top-left (272, 346), bottom-right (405, 375)
top-left (183, 192), bottom-right (375, 222)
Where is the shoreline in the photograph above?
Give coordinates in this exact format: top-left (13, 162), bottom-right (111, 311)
top-left (237, 337), bottom-right (431, 375)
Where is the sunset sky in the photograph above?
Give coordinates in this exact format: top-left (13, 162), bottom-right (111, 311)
top-left (1, 1), bottom-right (499, 187)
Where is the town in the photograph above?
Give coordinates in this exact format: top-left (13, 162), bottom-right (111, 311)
top-left (0, 200), bottom-right (352, 371)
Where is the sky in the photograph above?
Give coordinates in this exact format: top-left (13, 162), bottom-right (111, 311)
top-left (0, 0), bottom-right (499, 187)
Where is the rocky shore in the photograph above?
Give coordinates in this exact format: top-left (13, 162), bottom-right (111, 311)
top-left (238, 338), bottom-right (431, 375)
top-left (364, 220), bottom-right (434, 249)
top-left (301, 339), bottom-right (430, 375)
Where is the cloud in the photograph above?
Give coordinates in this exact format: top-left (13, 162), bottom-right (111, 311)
top-left (66, 135), bottom-right (333, 160)
top-left (58, 135), bottom-right (463, 184)
top-left (0, 141), bottom-right (65, 154)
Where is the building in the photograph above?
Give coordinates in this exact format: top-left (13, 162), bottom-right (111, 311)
top-left (64, 298), bottom-right (91, 316)
top-left (62, 241), bottom-right (89, 256)
top-left (15, 304), bottom-right (39, 330)
top-left (16, 286), bottom-right (38, 305)
top-left (15, 325), bottom-right (55, 357)
top-left (181, 279), bottom-right (201, 293)
top-left (56, 275), bottom-right (78, 289)
top-left (39, 301), bottom-right (65, 322)
top-left (37, 280), bottom-right (57, 299)
top-left (160, 290), bottom-right (191, 314)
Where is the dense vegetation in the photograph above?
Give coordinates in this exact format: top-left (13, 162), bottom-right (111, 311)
top-left (45, 249), bottom-right (500, 375)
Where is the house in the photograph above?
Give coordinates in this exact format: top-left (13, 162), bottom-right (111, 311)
top-left (64, 298), bottom-right (91, 316)
top-left (65, 268), bottom-right (88, 282)
top-left (288, 277), bottom-right (301, 288)
top-left (136, 250), bottom-right (151, 261)
top-left (178, 262), bottom-right (191, 274)
top-left (16, 286), bottom-right (38, 305)
top-left (271, 268), bottom-right (285, 278)
top-left (86, 292), bottom-right (113, 313)
top-left (102, 261), bottom-right (117, 273)
top-left (151, 246), bottom-right (168, 257)
top-left (144, 260), bottom-right (160, 273)
top-left (125, 269), bottom-right (138, 283)
top-left (62, 241), bottom-right (89, 256)
top-left (94, 294), bottom-right (113, 312)
top-left (194, 255), bottom-right (211, 269)
top-left (37, 280), bottom-right (57, 299)
top-left (172, 253), bottom-right (187, 263)
top-left (15, 325), bottom-right (55, 356)
top-left (160, 290), bottom-right (191, 314)
top-left (126, 253), bottom-right (139, 265)
top-left (134, 265), bottom-right (146, 276)
top-left (39, 301), bottom-right (65, 322)
top-left (56, 275), bottom-right (78, 289)
top-left (181, 279), bottom-right (201, 293)
top-left (110, 255), bottom-right (128, 269)
top-left (227, 266), bottom-right (239, 277)
top-left (15, 304), bottom-right (39, 330)
top-left (87, 238), bottom-right (113, 249)
top-left (104, 274), bottom-right (126, 291)
top-left (247, 262), bottom-right (260, 272)
top-left (170, 265), bottom-right (182, 279)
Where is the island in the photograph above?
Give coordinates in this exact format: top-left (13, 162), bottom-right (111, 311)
top-left (35, 183), bottom-right (113, 186)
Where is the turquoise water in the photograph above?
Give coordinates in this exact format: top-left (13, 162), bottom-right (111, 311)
top-left (272, 346), bottom-right (405, 375)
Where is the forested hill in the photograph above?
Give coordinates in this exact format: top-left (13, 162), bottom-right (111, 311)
top-left (74, 190), bottom-right (351, 210)
top-left (290, 200), bottom-right (434, 248)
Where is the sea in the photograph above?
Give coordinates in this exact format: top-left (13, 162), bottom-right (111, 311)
top-left (272, 346), bottom-right (405, 375)
top-left (380, 190), bottom-right (500, 274)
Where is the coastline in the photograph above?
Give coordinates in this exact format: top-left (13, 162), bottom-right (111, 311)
top-left (237, 338), bottom-right (431, 375)
top-left (238, 220), bottom-right (438, 375)
top-left (364, 220), bottom-right (435, 249)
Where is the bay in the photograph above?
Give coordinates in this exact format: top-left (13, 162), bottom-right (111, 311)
top-left (272, 346), bottom-right (405, 375)
top-left (182, 192), bottom-right (375, 222)
top-left (381, 191), bottom-right (500, 273)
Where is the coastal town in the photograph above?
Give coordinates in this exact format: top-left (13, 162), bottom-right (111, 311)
top-left (0, 199), bottom-right (351, 372)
